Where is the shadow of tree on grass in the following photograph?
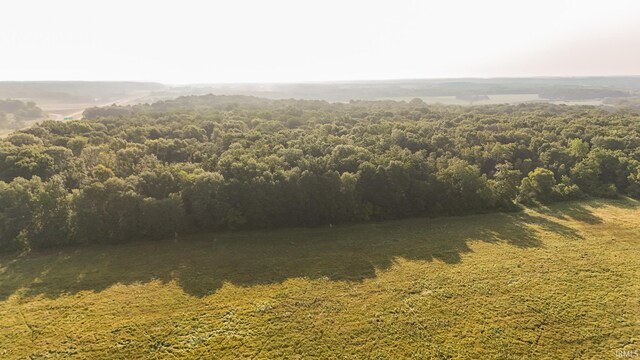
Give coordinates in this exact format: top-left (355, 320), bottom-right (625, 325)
top-left (0, 201), bottom-right (605, 299)
top-left (538, 197), bottom-right (639, 225)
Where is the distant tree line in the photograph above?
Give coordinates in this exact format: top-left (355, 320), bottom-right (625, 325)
top-left (1, 95), bottom-right (639, 252)
top-left (0, 99), bottom-right (43, 129)
top-left (538, 87), bottom-right (630, 101)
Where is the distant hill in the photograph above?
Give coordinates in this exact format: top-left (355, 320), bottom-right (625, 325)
top-left (0, 81), bottom-right (164, 105)
top-left (1, 78), bottom-right (639, 112)
top-left (150, 76), bottom-right (640, 103)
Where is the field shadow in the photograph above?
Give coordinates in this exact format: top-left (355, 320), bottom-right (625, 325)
top-left (538, 197), bottom-right (639, 225)
top-left (538, 202), bottom-right (603, 225)
top-left (0, 202), bottom-right (601, 300)
top-left (604, 197), bottom-right (640, 209)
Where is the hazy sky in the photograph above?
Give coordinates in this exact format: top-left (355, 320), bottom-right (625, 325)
top-left (1, 0), bottom-right (639, 83)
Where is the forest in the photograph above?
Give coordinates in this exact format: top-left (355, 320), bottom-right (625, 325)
top-left (0, 95), bottom-right (639, 252)
top-left (0, 99), bottom-right (43, 129)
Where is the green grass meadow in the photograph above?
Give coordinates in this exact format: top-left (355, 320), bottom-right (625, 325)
top-left (1, 199), bottom-right (638, 358)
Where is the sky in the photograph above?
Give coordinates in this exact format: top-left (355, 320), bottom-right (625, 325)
top-left (1, 0), bottom-right (639, 84)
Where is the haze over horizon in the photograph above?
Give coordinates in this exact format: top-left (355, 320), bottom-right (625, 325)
top-left (1, 0), bottom-right (639, 84)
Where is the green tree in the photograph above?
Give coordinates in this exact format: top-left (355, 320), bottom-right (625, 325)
top-left (517, 168), bottom-right (556, 204)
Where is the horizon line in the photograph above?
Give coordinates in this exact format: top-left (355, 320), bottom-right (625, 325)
top-left (1, 74), bottom-right (640, 86)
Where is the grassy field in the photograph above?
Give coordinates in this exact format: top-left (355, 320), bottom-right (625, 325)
top-left (0, 199), bottom-right (638, 359)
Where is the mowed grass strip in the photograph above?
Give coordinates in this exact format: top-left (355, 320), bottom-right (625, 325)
top-left (0, 199), bottom-right (638, 359)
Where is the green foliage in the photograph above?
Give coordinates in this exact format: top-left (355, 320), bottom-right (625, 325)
top-left (489, 162), bottom-right (521, 209)
top-left (1, 96), bottom-right (639, 251)
top-left (568, 138), bottom-right (589, 159)
top-left (6, 133), bottom-right (43, 146)
top-left (71, 177), bottom-right (142, 244)
top-left (518, 168), bottom-right (557, 204)
top-left (141, 195), bottom-right (184, 240)
top-left (66, 136), bottom-right (89, 156)
top-left (0, 176), bottom-right (71, 251)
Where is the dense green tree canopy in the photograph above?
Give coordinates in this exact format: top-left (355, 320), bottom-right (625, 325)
top-left (1, 95), bottom-right (639, 251)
